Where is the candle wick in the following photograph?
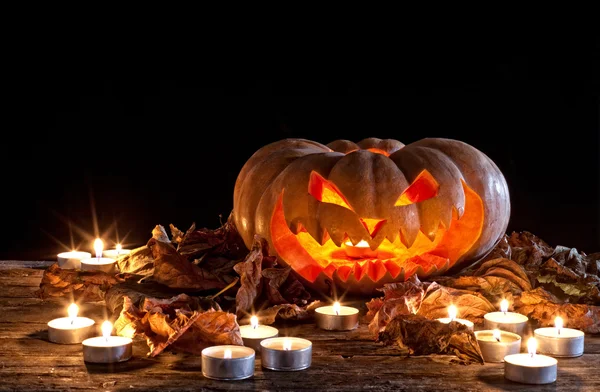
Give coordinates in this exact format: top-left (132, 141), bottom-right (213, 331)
top-left (253, 324), bottom-right (257, 330)
top-left (558, 328), bottom-right (561, 336)
top-left (495, 337), bottom-right (500, 342)
top-left (70, 318), bottom-right (74, 325)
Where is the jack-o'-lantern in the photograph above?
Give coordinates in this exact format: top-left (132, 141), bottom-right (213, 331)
top-left (233, 137), bottom-right (510, 295)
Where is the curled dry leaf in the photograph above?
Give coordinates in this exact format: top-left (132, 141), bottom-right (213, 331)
top-left (147, 238), bottom-right (226, 291)
top-left (233, 234), bottom-right (268, 317)
top-left (253, 300), bottom-right (322, 325)
top-left (366, 275), bottom-right (427, 336)
top-left (537, 258), bottom-right (600, 305)
top-left (262, 266), bottom-right (311, 306)
top-left (377, 314), bottom-right (484, 365)
top-left (417, 284), bottom-right (496, 325)
top-left (114, 293), bottom-right (242, 356)
top-left (480, 235), bottom-right (512, 263)
top-left (116, 245), bottom-right (155, 276)
top-left (35, 263), bottom-right (127, 302)
top-left (508, 231), bottom-right (554, 269)
top-left (472, 258), bottom-right (532, 292)
top-left (514, 287), bottom-right (600, 334)
top-left (433, 275), bottom-right (520, 307)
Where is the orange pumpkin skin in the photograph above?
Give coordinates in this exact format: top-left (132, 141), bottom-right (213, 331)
top-left (233, 137), bottom-right (510, 295)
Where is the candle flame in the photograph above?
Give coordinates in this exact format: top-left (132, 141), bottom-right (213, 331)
top-left (527, 337), bottom-right (537, 357)
top-left (94, 238), bottom-right (104, 258)
top-left (101, 320), bottom-right (113, 338)
top-left (333, 301), bottom-right (341, 316)
top-left (283, 339), bottom-right (292, 351)
top-left (223, 348), bottom-right (232, 359)
top-left (344, 239), bottom-right (370, 248)
top-left (116, 243), bottom-right (122, 255)
top-left (555, 316), bottom-right (563, 335)
top-left (448, 304), bottom-right (457, 321)
top-left (67, 303), bottom-right (79, 319)
top-left (500, 299), bottom-right (509, 314)
top-left (250, 315), bottom-right (259, 329)
top-left (493, 329), bottom-right (501, 342)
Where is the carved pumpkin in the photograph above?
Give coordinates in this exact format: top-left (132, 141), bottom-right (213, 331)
top-left (233, 137), bottom-right (510, 295)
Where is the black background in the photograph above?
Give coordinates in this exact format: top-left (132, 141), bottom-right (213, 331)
top-left (2, 36), bottom-right (599, 261)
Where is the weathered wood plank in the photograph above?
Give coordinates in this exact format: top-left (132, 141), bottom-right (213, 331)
top-left (0, 261), bottom-right (599, 391)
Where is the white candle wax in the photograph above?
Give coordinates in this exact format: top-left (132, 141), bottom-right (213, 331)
top-left (475, 329), bottom-right (521, 363)
top-left (240, 317), bottom-right (279, 352)
top-left (534, 327), bottom-right (585, 357)
top-left (57, 251), bottom-right (92, 269)
top-left (436, 317), bottom-right (474, 331)
top-left (315, 302), bottom-right (359, 331)
top-left (82, 320), bottom-right (132, 363)
top-left (48, 316), bottom-right (95, 344)
top-left (102, 248), bottom-right (132, 259)
top-left (201, 345), bottom-right (255, 380)
top-left (504, 353), bottom-right (557, 384)
top-left (80, 257), bottom-right (118, 274)
top-left (260, 337), bottom-right (312, 371)
top-left (484, 311), bottom-right (529, 335)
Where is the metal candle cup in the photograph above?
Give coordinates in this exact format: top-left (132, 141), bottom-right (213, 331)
top-left (534, 327), bottom-right (584, 357)
top-left (504, 353), bottom-right (557, 384)
top-left (315, 303), bottom-right (359, 331)
top-left (484, 311), bottom-right (529, 336)
top-left (239, 318), bottom-right (279, 352)
top-left (260, 337), bottom-right (312, 371)
top-left (82, 336), bottom-right (133, 363)
top-left (102, 248), bottom-right (132, 259)
top-left (48, 316), bottom-right (95, 344)
top-left (475, 330), bottom-right (521, 363)
top-left (57, 251), bottom-right (92, 269)
top-left (201, 345), bottom-right (255, 380)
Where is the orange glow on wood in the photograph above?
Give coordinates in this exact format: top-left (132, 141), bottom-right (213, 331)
top-left (395, 169), bottom-right (439, 206)
top-left (308, 171), bottom-right (352, 210)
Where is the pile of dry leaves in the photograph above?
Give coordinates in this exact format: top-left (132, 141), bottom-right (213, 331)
top-left (35, 213), bottom-right (600, 364)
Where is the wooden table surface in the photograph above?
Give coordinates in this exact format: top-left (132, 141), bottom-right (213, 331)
top-left (1, 260), bottom-right (599, 392)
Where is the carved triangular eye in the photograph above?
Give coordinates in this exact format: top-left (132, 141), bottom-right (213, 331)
top-left (395, 169), bottom-right (439, 206)
top-left (308, 171), bottom-right (353, 210)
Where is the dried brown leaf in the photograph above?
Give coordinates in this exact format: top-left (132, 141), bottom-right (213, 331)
top-left (148, 238), bottom-right (226, 291)
top-left (434, 275), bottom-right (520, 306)
top-left (417, 284), bottom-right (496, 324)
top-left (233, 234), bottom-right (267, 317)
top-left (35, 263), bottom-right (126, 301)
top-left (472, 258), bottom-right (532, 292)
top-left (254, 300), bottom-right (323, 325)
top-left (514, 288), bottom-right (600, 334)
top-left (377, 314), bottom-right (484, 365)
top-left (262, 266), bottom-right (311, 306)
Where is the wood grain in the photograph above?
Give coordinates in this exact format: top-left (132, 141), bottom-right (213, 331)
top-left (1, 262), bottom-right (599, 391)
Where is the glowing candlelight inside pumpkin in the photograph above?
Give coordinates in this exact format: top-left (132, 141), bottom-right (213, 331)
top-left (47, 302), bottom-right (95, 344)
top-left (240, 315), bottom-right (279, 352)
top-left (343, 239), bottom-right (378, 258)
top-left (534, 315), bottom-right (584, 357)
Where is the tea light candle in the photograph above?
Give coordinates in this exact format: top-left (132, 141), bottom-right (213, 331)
top-left (239, 315), bottom-right (279, 352)
top-left (47, 303), bottom-right (95, 344)
top-left (475, 329), bottom-right (521, 363)
top-left (436, 304), bottom-right (474, 331)
top-left (80, 238), bottom-right (118, 274)
top-left (534, 316), bottom-right (585, 357)
top-left (57, 250), bottom-right (92, 269)
top-left (102, 243), bottom-right (132, 259)
top-left (201, 345), bottom-right (255, 380)
top-left (504, 337), bottom-right (557, 384)
top-left (484, 299), bottom-right (529, 336)
top-left (344, 239), bottom-right (378, 258)
top-left (260, 337), bottom-right (312, 371)
top-left (82, 320), bottom-right (133, 363)
top-left (315, 301), bottom-right (359, 331)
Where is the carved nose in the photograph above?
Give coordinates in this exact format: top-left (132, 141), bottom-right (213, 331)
top-left (360, 218), bottom-right (387, 238)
